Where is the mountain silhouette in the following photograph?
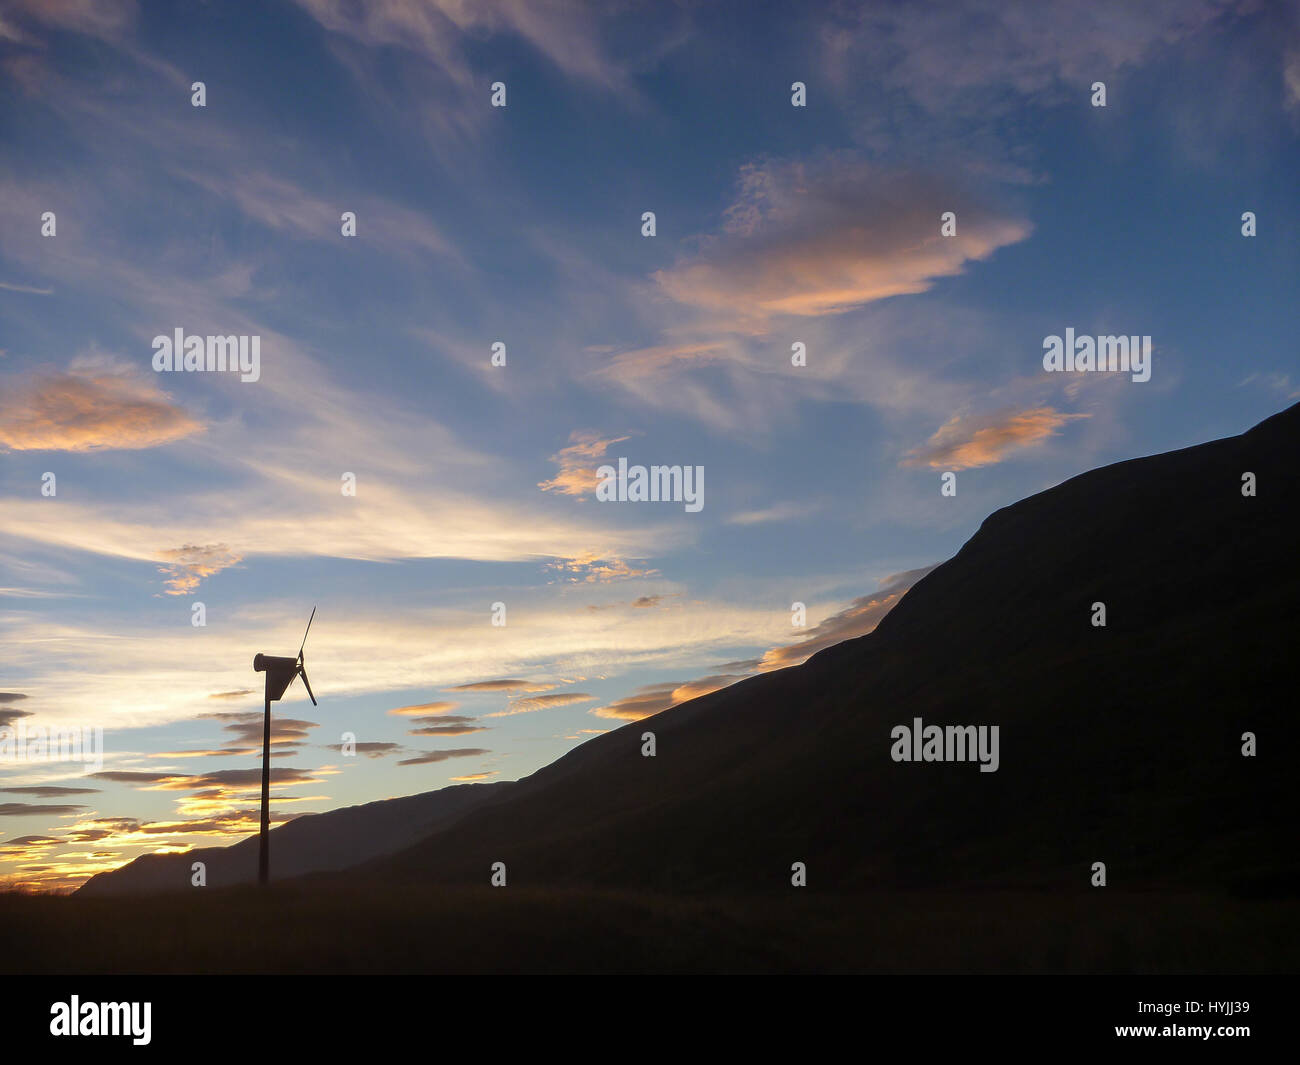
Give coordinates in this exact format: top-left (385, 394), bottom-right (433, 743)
top-left (361, 402), bottom-right (1299, 895)
top-left (80, 403), bottom-right (1299, 900)
top-left (77, 781), bottom-right (509, 895)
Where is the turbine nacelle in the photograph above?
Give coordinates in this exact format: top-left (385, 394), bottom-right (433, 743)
top-left (252, 608), bottom-right (317, 705)
top-left (253, 653), bottom-right (315, 704)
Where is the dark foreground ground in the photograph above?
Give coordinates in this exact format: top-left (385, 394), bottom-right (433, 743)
top-left (3, 885), bottom-right (1296, 974)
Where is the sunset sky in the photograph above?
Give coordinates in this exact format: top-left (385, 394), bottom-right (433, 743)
top-left (2, 0), bottom-right (1298, 890)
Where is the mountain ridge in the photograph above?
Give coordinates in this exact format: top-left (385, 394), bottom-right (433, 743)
top-left (77, 780), bottom-right (513, 896)
top-left (358, 401), bottom-right (1298, 893)
top-left (78, 403), bottom-right (1299, 899)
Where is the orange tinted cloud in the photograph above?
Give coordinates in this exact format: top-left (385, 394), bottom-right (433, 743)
top-left (591, 567), bottom-right (939, 720)
top-left (758, 566), bottom-right (937, 671)
top-left (903, 406), bottom-right (1089, 470)
top-left (538, 430), bottom-right (631, 496)
top-left (88, 767), bottom-right (327, 823)
top-left (591, 673), bottom-right (743, 721)
top-left (653, 157), bottom-right (1031, 322)
top-left (387, 700), bottom-right (461, 716)
top-left (0, 835), bottom-right (61, 862)
top-left (0, 805), bottom-right (303, 891)
top-left (590, 683), bottom-right (678, 721)
top-left (154, 543), bottom-right (243, 595)
top-left (548, 553), bottom-right (659, 583)
top-left (0, 367), bottom-right (202, 452)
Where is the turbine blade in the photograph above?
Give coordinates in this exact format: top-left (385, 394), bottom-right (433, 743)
top-left (298, 606), bottom-right (316, 658)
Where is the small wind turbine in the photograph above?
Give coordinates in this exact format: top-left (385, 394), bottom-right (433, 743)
top-left (252, 607), bottom-right (317, 886)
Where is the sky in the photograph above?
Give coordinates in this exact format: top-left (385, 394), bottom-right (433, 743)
top-left (1, 0), bottom-right (1298, 891)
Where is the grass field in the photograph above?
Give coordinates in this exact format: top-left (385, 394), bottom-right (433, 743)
top-left (3, 885), bottom-right (1295, 974)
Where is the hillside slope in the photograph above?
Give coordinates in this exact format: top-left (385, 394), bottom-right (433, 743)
top-left (80, 405), bottom-right (1299, 901)
top-left (77, 781), bottom-right (512, 895)
top-left (362, 404), bottom-right (1299, 895)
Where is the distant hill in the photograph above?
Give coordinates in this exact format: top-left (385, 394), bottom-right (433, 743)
top-left (76, 781), bottom-right (511, 896)
top-left (81, 404), bottom-right (1300, 901)
top-left (359, 403), bottom-right (1299, 895)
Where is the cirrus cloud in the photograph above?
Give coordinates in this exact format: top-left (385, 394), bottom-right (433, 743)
top-left (486, 691), bottom-right (596, 718)
top-left (387, 700), bottom-right (461, 716)
top-left (652, 156), bottom-right (1031, 324)
top-left (155, 543), bottom-right (243, 596)
top-left (397, 747), bottom-right (490, 767)
top-left (757, 566), bottom-right (939, 671)
top-left (538, 430), bottom-right (631, 497)
top-left (591, 565), bottom-right (941, 719)
top-left (0, 366), bottom-right (203, 452)
top-left (903, 406), bottom-right (1089, 470)
top-left (591, 673), bottom-right (743, 721)
top-left (445, 680), bottom-right (554, 693)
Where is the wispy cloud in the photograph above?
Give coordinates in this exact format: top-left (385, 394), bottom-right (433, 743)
top-left (725, 502), bottom-right (810, 526)
top-left (387, 700), bottom-right (461, 716)
top-left (653, 156), bottom-right (1031, 324)
top-left (176, 169), bottom-right (461, 263)
top-left (590, 565), bottom-right (939, 720)
top-left (538, 430), bottom-right (631, 497)
top-left (589, 341), bottom-right (729, 380)
top-left (0, 477), bottom-right (683, 595)
top-left (291, 0), bottom-right (633, 92)
top-left (1285, 47), bottom-right (1300, 111)
top-left (154, 544), bottom-right (242, 596)
top-left (323, 740), bottom-right (406, 758)
top-left (397, 747), bottom-right (490, 767)
top-left (445, 680), bottom-right (553, 693)
top-left (549, 554), bottom-right (661, 583)
top-left (758, 566), bottom-right (938, 671)
top-left (0, 802), bottom-right (88, 816)
top-left (0, 594), bottom-right (795, 739)
top-left (0, 365), bottom-right (202, 452)
top-left (192, 710), bottom-right (320, 757)
top-left (1, 0), bottom-right (137, 42)
top-left (486, 691), bottom-right (596, 717)
top-left (822, 0), bottom-right (1240, 115)
top-left (1239, 371), bottom-right (1300, 401)
top-left (406, 720), bottom-right (486, 737)
top-left (591, 673), bottom-right (742, 721)
top-left (902, 407), bottom-right (1089, 470)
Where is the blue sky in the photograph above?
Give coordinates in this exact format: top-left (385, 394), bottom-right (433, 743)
top-left (1, 0), bottom-right (1298, 890)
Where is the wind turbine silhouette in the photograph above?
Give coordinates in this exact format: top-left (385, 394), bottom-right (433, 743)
top-left (252, 607), bottom-right (317, 886)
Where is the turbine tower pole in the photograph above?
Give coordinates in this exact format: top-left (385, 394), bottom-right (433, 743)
top-left (258, 683), bottom-right (271, 886)
top-left (252, 609), bottom-right (315, 888)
